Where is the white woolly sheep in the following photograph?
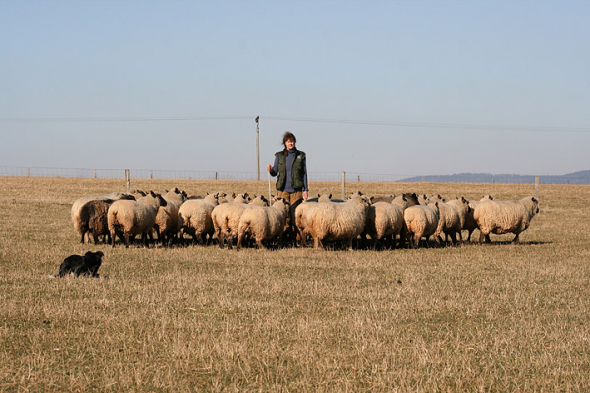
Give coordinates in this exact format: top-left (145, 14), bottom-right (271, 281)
top-left (108, 191), bottom-right (168, 248)
top-left (444, 197), bottom-right (472, 243)
top-left (178, 193), bottom-right (219, 245)
top-left (305, 193), bottom-right (371, 251)
top-left (211, 193), bottom-right (253, 249)
top-left (418, 194), bottom-right (446, 205)
top-left (403, 202), bottom-right (440, 248)
top-left (473, 196), bottom-right (540, 244)
top-left (462, 195), bottom-right (494, 241)
top-left (432, 199), bottom-right (470, 245)
top-left (370, 194), bottom-right (396, 204)
top-left (363, 201), bottom-right (405, 249)
top-left (236, 198), bottom-right (290, 250)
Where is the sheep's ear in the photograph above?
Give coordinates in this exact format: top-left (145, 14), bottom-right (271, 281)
top-left (370, 196), bottom-right (374, 202)
top-left (532, 197), bottom-right (538, 203)
top-left (328, 194), bottom-right (332, 199)
top-left (402, 195), bottom-right (407, 201)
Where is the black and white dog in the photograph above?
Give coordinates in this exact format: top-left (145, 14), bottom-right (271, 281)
top-left (58, 251), bottom-right (104, 278)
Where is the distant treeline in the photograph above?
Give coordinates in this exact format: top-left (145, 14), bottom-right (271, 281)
top-left (399, 170), bottom-right (590, 185)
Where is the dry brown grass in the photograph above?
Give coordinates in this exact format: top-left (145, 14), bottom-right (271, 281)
top-left (0, 177), bottom-right (588, 392)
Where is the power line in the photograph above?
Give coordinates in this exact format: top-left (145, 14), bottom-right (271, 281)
top-left (1, 115), bottom-right (589, 133)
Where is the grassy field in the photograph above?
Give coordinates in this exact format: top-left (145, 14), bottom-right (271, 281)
top-left (0, 177), bottom-right (588, 392)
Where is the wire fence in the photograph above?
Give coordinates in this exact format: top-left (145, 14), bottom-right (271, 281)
top-left (0, 166), bottom-right (409, 182)
top-left (1, 166), bottom-right (588, 184)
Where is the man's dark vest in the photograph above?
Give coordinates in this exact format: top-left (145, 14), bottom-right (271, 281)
top-left (275, 149), bottom-right (306, 191)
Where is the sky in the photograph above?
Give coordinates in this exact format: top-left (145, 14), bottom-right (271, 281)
top-left (1, 0), bottom-right (590, 179)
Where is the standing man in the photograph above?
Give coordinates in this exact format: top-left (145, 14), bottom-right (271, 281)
top-left (267, 131), bottom-right (309, 204)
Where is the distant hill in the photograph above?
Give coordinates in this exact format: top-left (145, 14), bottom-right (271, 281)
top-left (399, 170), bottom-right (590, 184)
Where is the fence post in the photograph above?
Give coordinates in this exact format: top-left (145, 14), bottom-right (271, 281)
top-left (94, 169), bottom-right (97, 179)
top-left (125, 169), bottom-right (130, 193)
top-left (150, 170), bottom-right (153, 180)
top-left (535, 176), bottom-right (539, 200)
top-left (215, 172), bottom-right (218, 181)
top-left (28, 168), bottom-right (31, 177)
top-left (341, 171), bottom-right (346, 200)
top-left (357, 175), bottom-right (360, 182)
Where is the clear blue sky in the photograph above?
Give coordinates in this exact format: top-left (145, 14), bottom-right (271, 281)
top-left (2, 0), bottom-right (589, 178)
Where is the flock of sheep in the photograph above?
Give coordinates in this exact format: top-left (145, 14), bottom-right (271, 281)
top-left (71, 187), bottom-right (541, 250)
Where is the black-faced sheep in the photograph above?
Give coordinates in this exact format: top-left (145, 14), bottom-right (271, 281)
top-left (153, 188), bottom-right (188, 245)
top-left (305, 192), bottom-right (372, 251)
top-left (473, 196), bottom-right (540, 244)
top-left (108, 191), bottom-right (167, 248)
top-left (211, 193), bottom-right (252, 249)
top-left (403, 202), bottom-right (440, 248)
top-left (178, 193), bottom-right (219, 245)
top-left (71, 192), bottom-right (135, 243)
top-left (236, 198), bottom-right (290, 250)
top-left (58, 251), bottom-right (104, 278)
top-left (462, 195), bottom-right (494, 241)
top-left (432, 200), bottom-right (467, 245)
top-left (363, 201), bottom-right (404, 250)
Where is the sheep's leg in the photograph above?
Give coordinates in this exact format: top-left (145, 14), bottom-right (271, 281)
top-left (479, 231), bottom-right (486, 244)
top-left (236, 233), bottom-right (244, 251)
top-left (347, 238), bottom-right (354, 251)
top-left (123, 233), bottom-right (130, 248)
top-left (371, 237), bottom-right (378, 251)
top-left (413, 232), bottom-right (421, 248)
top-left (256, 238), bottom-right (266, 250)
top-left (449, 232), bottom-right (457, 245)
top-left (512, 233), bottom-right (521, 244)
top-left (80, 231), bottom-right (86, 244)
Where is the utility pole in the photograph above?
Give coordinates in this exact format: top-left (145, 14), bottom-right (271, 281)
top-left (255, 116), bottom-right (260, 181)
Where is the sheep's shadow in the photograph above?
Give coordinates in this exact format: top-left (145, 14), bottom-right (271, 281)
top-left (472, 240), bottom-right (552, 246)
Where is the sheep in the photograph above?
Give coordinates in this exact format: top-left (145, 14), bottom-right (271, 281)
top-left (177, 193), bottom-right (219, 245)
top-left (293, 194), bottom-right (338, 247)
top-left (363, 201), bottom-right (405, 250)
top-left (473, 196), bottom-right (540, 244)
top-left (370, 194), bottom-right (396, 204)
top-left (294, 199), bottom-right (315, 247)
top-left (392, 193), bottom-right (420, 248)
top-left (164, 187), bottom-right (188, 207)
top-left (211, 193), bottom-right (252, 249)
top-left (236, 198), bottom-right (290, 250)
top-left (444, 197), bottom-right (472, 244)
top-left (78, 199), bottom-right (116, 244)
top-left (432, 200), bottom-right (467, 245)
top-left (462, 195), bottom-right (494, 241)
top-left (71, 192), bottom-right (135, 243)
top-left (153, 188), bottom-right (188, 245)
top-left (418, 194), bottom-right (446, 205)
top-left (403, 202), bottom-right (440, 248)
top-left (305, 192), bottom-right (372, 251)
top-left (108, 191), bottom-right (168, 248)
